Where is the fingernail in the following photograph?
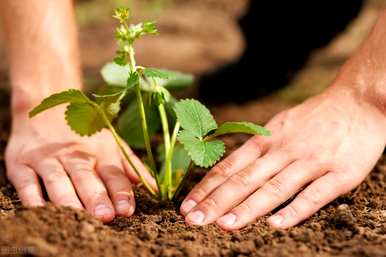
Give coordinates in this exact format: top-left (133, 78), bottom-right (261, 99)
top-left (186, 210), bottom-right (205, 225)
top-left (94, 204), bottom-right (113, 218)
top-left (116, 200), bottom-right (130, 213)
top-left (269, 214), bottom-right (284, 227)
top-left (217, 213), bottom-right (237, 226)
top-left (180, 199), bottom-right (197, 214)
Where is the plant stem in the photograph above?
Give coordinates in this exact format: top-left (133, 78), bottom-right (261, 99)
top-left (172, 161), bottom-right (194, 201)
top-left (95, 104), bottom-right (157, 197)
top-left (158, 103), bottom-right (171, 199)
top-left (158, 103), bottom-right (171, 153)
top-left (128, 44), bottom-right (157, 174)
top-left (164, 122), bottom-right (180, 200)
top-left (135, 86), bottom-right (157, 171)
top-left (128, 46), bottom-right (136, 71)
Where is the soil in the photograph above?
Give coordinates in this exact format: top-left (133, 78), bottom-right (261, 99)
top-left (0, 91), bottom-right (385, 257)
top-left (1, 1), bottom-right (386, 256)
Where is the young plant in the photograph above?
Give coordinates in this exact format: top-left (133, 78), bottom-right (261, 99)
top-left (29, 7), bottom-right (271, 201)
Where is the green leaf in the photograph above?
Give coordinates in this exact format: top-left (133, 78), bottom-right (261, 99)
top-left (117, 98), bottom-right (160, 148)
top-left (163, 72), bottom-right (194, 91)
top-left (101, 62), bottom-right (131, 87)
top-left (174, 99), bottom-right (217, 138)
top-left (65, 103), bottom-right (106, 136)
top-left (127, 72), bottom-right (139, 88)
top-left (171, 145), bottom-right (191, 182)
top-left (157, 144), bottom-right (191, 184)
top-left (153, 87), bottom-right (171, 105)
top-left (113, 7), bottom-right (130, 23)
top-left (115, 25), bottom-right (128, 40)
top-left (94, 89), bottom-right (127, 121)
top-left (29, 89), bottom-right (90, 117)
top-left (178, 130), bottom-right (225, 168)
top-left (127, 22), bottom-right (157, 42)
top-left (113, 50), bottom-right (129, 66)
top-left (143, 21), bottom-right (158, 35)
top-left (143, 68), bottom-right (172, 79)
top-left (210, 121), bottom-right (271, 138)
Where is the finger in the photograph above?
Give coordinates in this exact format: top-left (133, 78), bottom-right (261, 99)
top-left (186, 151), bottom-right (293, 225)
top-left (97, 160), bottom-right (135, 217)
top-left (267, 171), bottom-right (353, 229)
top-left (7, 164), bottom-right (45, 206)
top-left (34, 159), bottom-right (83, 209)
top-left (180, 136), bottom-right (267, 215)
top-left (60, 153), bottom-right (115, 222)
top-left (121, 144), bottom-right (157, 191)
top-left (216, 160), bottom-right (324, 230)
top-left (184, 150), bottom-right (295, 225)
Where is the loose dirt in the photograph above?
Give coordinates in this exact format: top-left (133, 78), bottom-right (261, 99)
top-left (0, 1), bottom-right (385, 256)
top-left (0, 119), bottom-right (385, 257)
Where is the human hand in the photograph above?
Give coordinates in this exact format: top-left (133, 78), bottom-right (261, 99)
top-left (5, 107), bottom-right (155, 223)
top-left (180, 87), bottom-right (386, 230)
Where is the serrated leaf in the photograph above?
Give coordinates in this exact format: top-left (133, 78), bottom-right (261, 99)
top-left (178, 130), bottom-right (224, 168)
top-left (210, 121), bottom-right (271, 138)
top-left (174, 99), bottom-right (217, 138)
top-left (65, 103), bottom-right (106, 136)
top-left (143, 68), bottom-right (171, 79)
top-left (117, 98), bottom-right (160, 148)
top-left (29, 89), bottom-right (90, 117)
top-left (101, 62), bottom-right (131, 87)
top-left (94, 89), bottom-right (127, 121)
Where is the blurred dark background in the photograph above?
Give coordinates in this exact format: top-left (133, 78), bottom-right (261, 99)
top-left (199, 0), bottom-right (364, 103)
top-left (0, 0), bottom-right (385, 123)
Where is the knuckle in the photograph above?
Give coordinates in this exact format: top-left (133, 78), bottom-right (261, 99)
top-left (229, 171), bottom-right (251, 187)
top-left (69, 167), bottom-right (95, 181)
top-left (85, 189), bottom-right (108, 205)
top-left (189, 187), bottom-right (209, 202)
top-left (236, 202), bottom-right (252, 214)
top-left (100, 167), bottom-right (125, 182)
top-left (298, 188), bottom-right (322, 206)
top-left (285, 205), bottom-right (300, 219)
top-left (44, 169), bottom-right (67, 186)
top-left (12, 176), bottom-right (33, 192)
top-left (249, 135), bottom-right (264, 149)
top-left (261, 178), bottom-right (285, 199)
top-left (212, 158), bottom-right (234, 177)
top-left (199, 198), bottom-right (220, 213)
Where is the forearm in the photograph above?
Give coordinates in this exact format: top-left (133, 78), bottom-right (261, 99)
top-left (0, 0), bottom-right (82, 114)
top-left (334, 9), bottom-right (386, 117)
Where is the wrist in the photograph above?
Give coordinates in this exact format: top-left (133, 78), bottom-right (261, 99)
top-left (11, 79), bottom-right (82, 115)
top-left (333, 58), bottom-right (386, 118)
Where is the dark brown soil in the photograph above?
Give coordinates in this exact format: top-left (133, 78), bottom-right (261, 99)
top-left (0, 99), bottom-right (385, 257)
top-left (1, 1), bottom-right (386, 256)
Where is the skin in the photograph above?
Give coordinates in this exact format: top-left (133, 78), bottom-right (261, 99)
top-left (1, 0), bottom-right (385, 229)
top-left (0, 0), bottom-right (155, 223)
top-left (180, 10), bottom-right (386, 230)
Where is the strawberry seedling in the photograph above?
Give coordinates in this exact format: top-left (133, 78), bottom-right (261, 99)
top-left (29, 7), bottom-right (271, 201)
